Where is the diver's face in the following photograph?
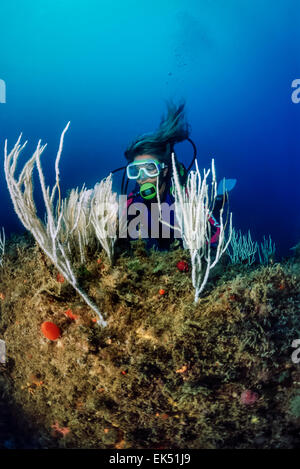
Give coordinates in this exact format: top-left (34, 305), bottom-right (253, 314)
top-left (134, 154), bottom-right (168, 186)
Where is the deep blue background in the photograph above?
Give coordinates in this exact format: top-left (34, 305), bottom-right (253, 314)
top-left (0, 0), bottom-right (299, 258)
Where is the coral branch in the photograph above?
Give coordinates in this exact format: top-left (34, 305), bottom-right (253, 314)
top-left (4, 124), bottom-right (107, 326)
top-left (89, 174), bottom-right (118, 264)
top-left (158, 153), bottom-right (232, 302)
top-left (0, 227), bottom-right (5, 267)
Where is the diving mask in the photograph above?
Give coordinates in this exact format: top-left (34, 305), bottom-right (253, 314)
top-left (126, 159), bottom-right (167, 180)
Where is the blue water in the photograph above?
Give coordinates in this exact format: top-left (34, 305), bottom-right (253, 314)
top-left (0, 0), bottom-right (299, 258)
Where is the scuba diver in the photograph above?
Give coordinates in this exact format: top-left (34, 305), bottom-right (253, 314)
top-left (114, 101), bottom-right (236, 252)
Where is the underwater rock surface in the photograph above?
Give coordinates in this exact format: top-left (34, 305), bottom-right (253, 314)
top-left (0, 235), bottom-right (300, 449)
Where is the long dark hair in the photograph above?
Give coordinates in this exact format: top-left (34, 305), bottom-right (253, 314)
top-left (124, 100), bottom-right (190, 165)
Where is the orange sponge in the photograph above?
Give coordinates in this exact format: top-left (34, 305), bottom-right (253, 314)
top-left (41, 321), bottom-right (61, 341)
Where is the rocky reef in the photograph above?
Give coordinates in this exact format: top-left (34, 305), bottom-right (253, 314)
top-left (0, 235), bottom-right (300, 449)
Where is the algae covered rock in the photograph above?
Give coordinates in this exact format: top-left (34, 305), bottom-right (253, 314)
top-left (0, 235), bottom-right (300, 448)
